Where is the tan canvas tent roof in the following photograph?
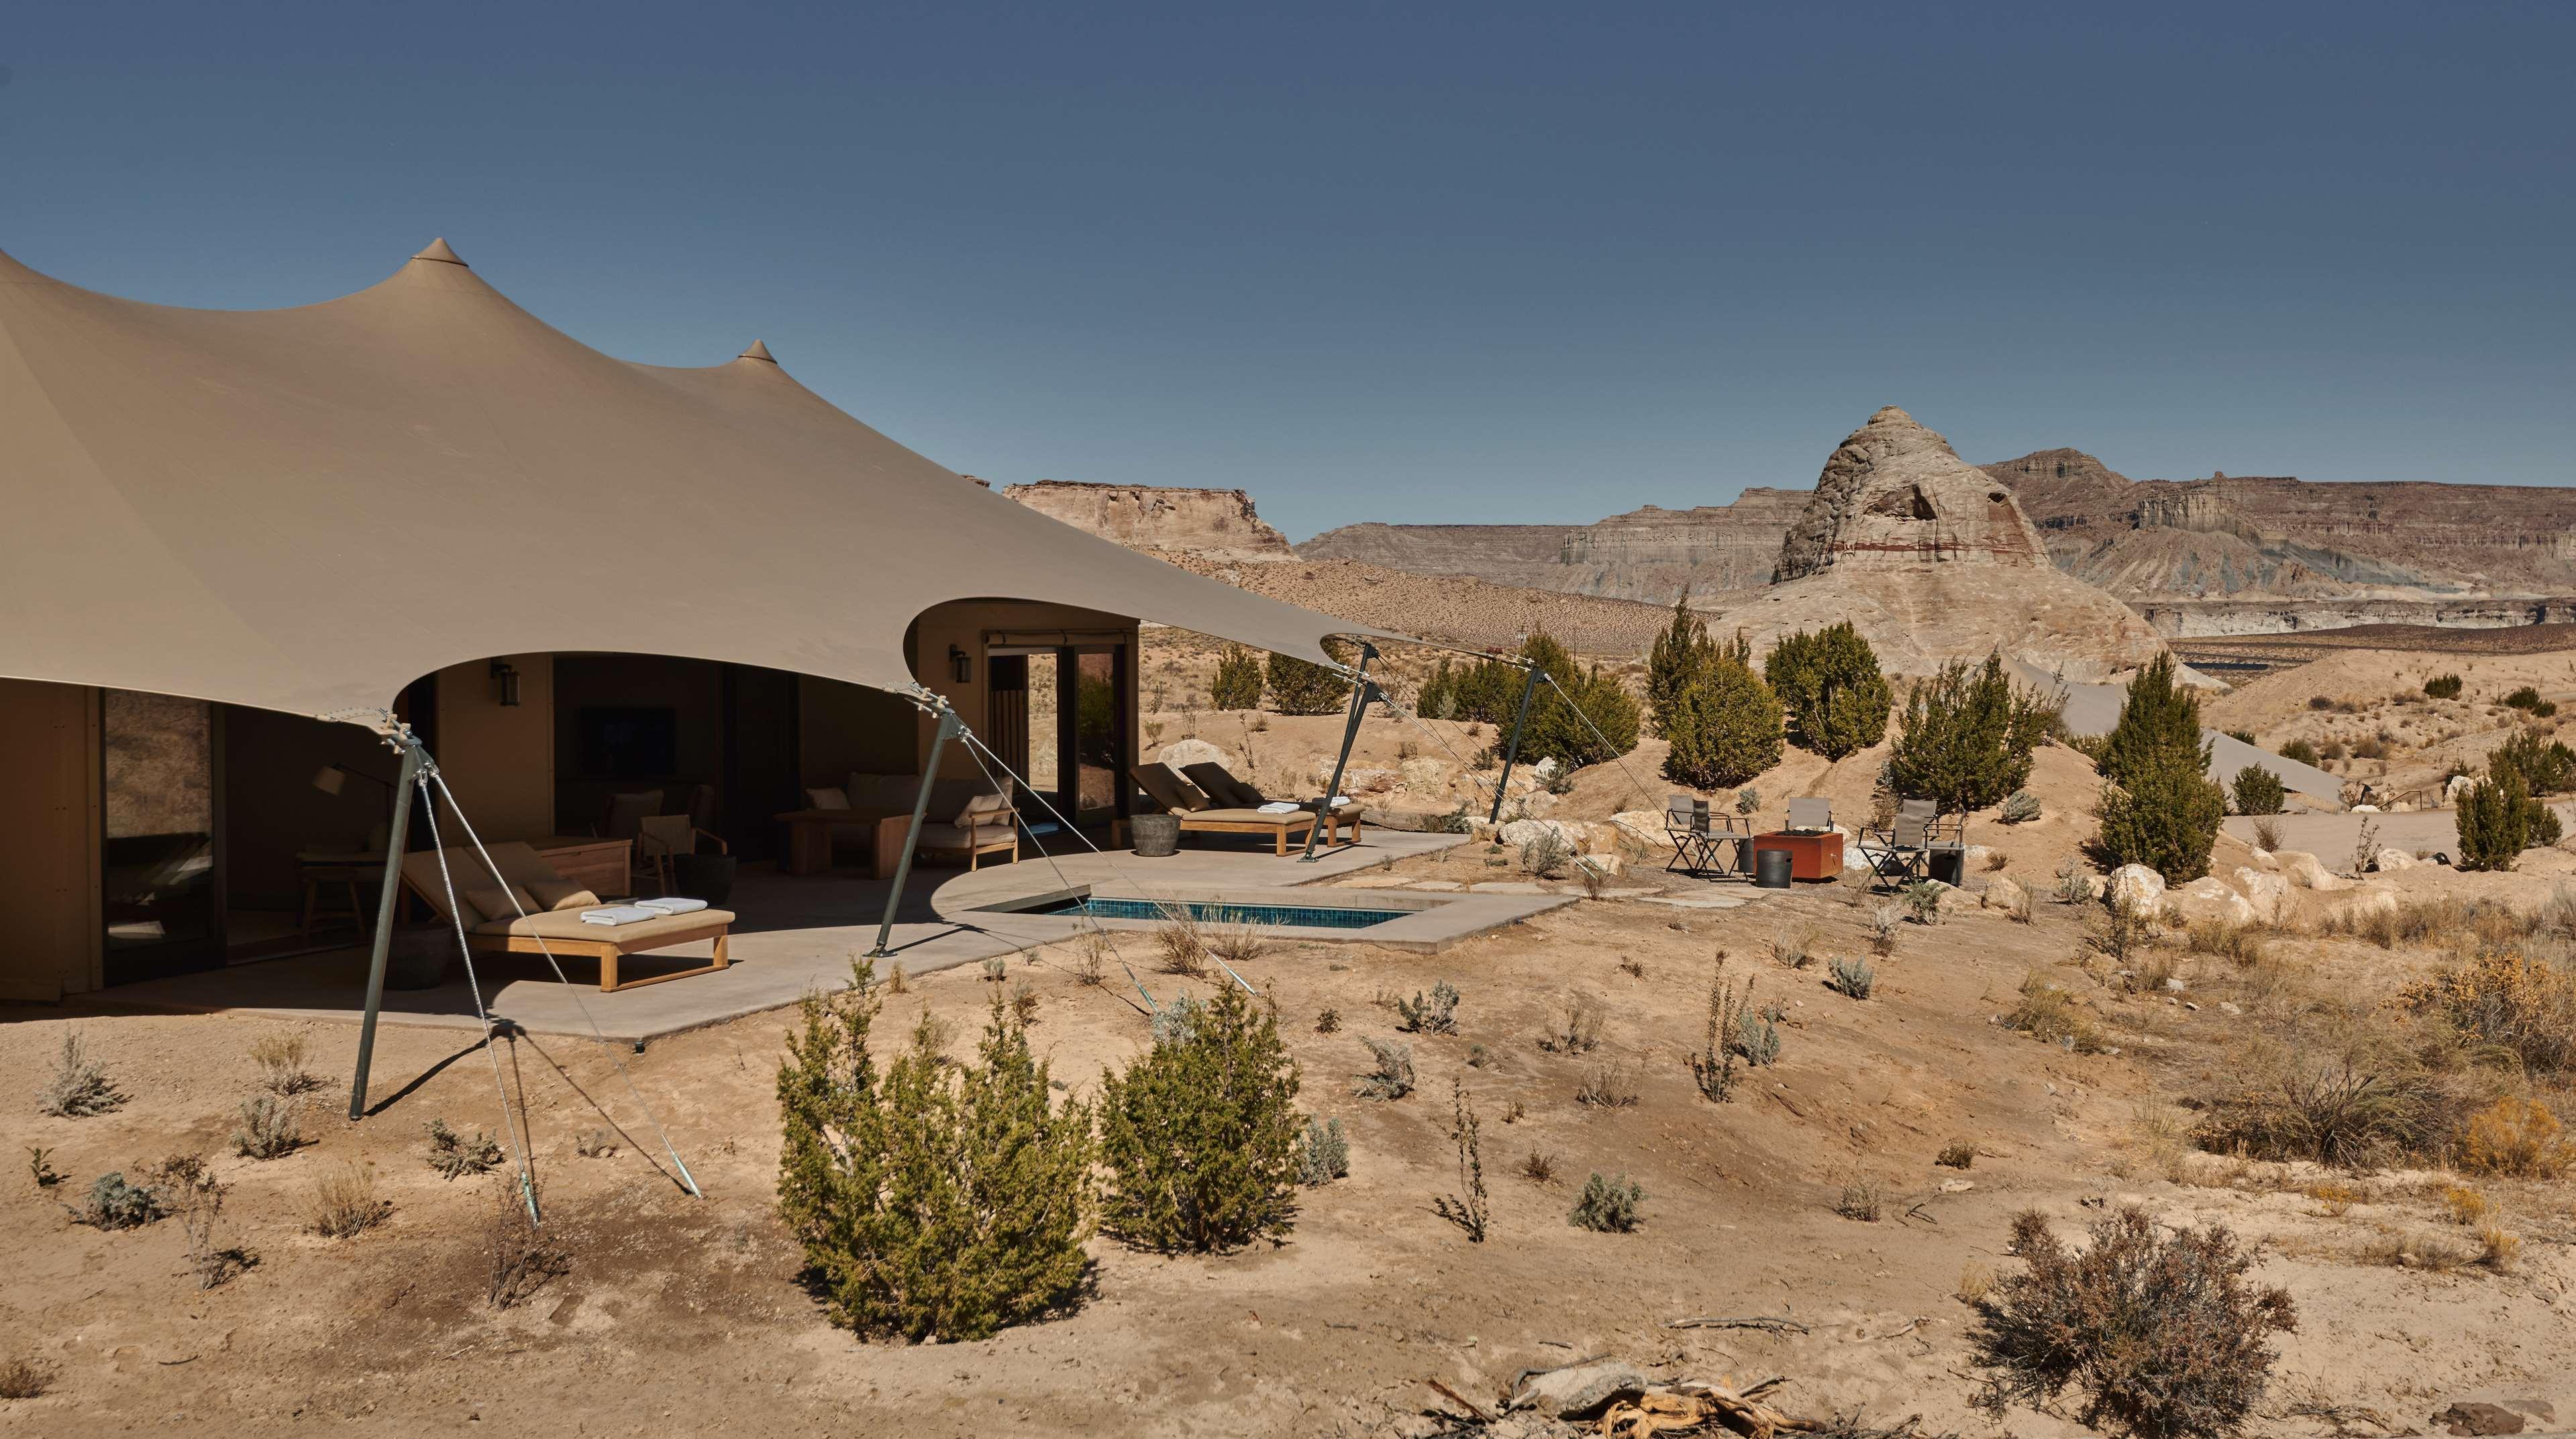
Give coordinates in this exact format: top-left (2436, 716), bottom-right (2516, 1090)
top-left (0, 239), bottom-right (1395, 726)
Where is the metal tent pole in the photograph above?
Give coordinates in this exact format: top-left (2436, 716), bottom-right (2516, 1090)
top-left (1300, 642), bottom-right (1376, 863)
top-left (1488, 662), bottom-right (1543, 824)
top-left (348, 736), bottom-right (425, 1120)
top-left (872, 706), bottom-right (962, 959)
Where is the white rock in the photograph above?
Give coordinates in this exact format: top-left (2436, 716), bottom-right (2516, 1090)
top-left (2231, 866), bottom-right (2289, 924)
top-left (2163, 875), bottom-right (2255, 927)
top-left (1982, 873), bottom-right (2029, 913)
top-left (1497, 818), bottom-right (1581, 851)
top-left (1573, 852), bottom-right (1625, 878)
top-left (1398, 756), bottom-right (1447, 789)
top-left (2107, 864), bottom-right (2166, 912)
top-left (1963, 844), bottom-right (1998, 871)
top-left (2274, 850), bottom-right (2349, 892)
top-left (2371, 847), bottom-right (2418, 872)
top-left (2320, 883), bottom-right (2398, 924)
top-left (1157, 737), bottom-right (1226, 772)
top-left (1608, 809), bottom-right (1665, 843)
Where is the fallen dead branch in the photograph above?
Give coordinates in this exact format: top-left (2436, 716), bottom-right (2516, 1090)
top-left (1661, 1316), bottom-right (1810, 1335)
top-left (1427, 1377), bottom-right (1494, 1424)
top-left (1600, 1378), bottom-right (1826, 1439)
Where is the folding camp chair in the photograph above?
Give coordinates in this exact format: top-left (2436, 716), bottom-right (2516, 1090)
top-left (1857, 813), bottom-right (1932, 892)
top-left (1896, 798), bottom-right (1968, 881)
top-left (1663, 795), bottom-right (1749, 878)
top-left (1785, 797), bottom-right (1833, 833)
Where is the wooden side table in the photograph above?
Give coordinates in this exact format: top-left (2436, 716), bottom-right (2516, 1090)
top-left (1751, 829), bottom-right (1843, 881)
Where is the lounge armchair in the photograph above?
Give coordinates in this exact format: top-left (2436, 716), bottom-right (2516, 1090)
top-left (1663, 794), bottom-right (1750, 878)
top-left (1180, 761), bottom-right (1362, 846)
top-left (401, 842), bottom-right (732, 992)
top-left (636, 814), bottom-right (727, 896)
top-left (1132, 763), bottom-right (1345, 855)
top-left (910, 791), bottom-right (1020, 870)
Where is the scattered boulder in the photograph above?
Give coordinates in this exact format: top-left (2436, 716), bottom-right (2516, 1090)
top-left (2106, 864), bottom-right (2165, 913)
top-left (1963, 844), bottom-right (1998, 872)
top-left (1497, 818), bottom-right (1582, 853)
top-left (1398, 756), bottom-right (1447, 790)
top-left (2371, 847), bottom-right (2418, 872)
top-left (2164, 876), bottom-right (2256, 927)
top-left (2273, 851), bottom-right (2350, 892)
top-left (2319, 883), bottom-right (2400, 926)
top-left (2435, 1403), bottom-right (2528, 1437)
top-left (1608, 810), bottom-right (1665, 845)
top-left (1507, 1360), bottom-right (1651, 1420)
top-left (1157, 737), bottom-right (1226, 773)
top-left (1981, 874), bottom-right (2029, 914)
top-left (2232, 867), bottom-right (2290, 924)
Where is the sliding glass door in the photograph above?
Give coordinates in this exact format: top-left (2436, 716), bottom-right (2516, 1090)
top-left (101, 690), bottom-right (225, 983)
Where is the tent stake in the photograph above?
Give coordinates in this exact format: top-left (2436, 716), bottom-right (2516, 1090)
top-left (872, 706), bottom-right (961, 958)
top-left (1488, 661), bottom-right (1543, 824)
top-left (1300, 642), bottom-right (1376, 862)
top-left (348, 736), bottom-right (425, 1120)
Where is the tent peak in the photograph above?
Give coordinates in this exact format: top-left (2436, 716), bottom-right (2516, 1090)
top-left (411, 237), bottom-right (468, 267)
top-left (737, 339), bottom-right (777, 364)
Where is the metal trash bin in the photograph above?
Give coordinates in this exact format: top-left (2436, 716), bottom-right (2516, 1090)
top-left (1927, 848), bottom-right (1965, 886)
top-left (1132, 814), bottom-right (1181, 858)
top-left (1754, 847), bottom-right (1793, 890)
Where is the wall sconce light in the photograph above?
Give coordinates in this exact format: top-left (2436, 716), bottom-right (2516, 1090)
top-left (490, 659), bottom-right (521, 707)
top-left (948, 645), bottom-right (973, 685)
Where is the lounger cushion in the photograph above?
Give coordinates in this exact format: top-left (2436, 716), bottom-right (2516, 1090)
top-left (472, 908), bottom-right (734, 941)
top-left (529, 880), bottom-right (600, 912)
top-left (1182, 763), bottom-right (1267, 808)
top-left (1180, 808), bottom-right (1311, 827)
top-left (806, 786), bottom-right (851, 810)
top-left (464, 882), bottom-right (538, 924)
top-left (916, 822), bottom-right (1015, 850)
top-left (954, 792), bottom-right (1013, 829)
top-left (1131, 763), bottom-right (1209, 813)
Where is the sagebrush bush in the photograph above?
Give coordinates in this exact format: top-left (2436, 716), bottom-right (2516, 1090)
top-left (2187, 1050), bottom-right (2463, 1170)
top-left (302, 1161), bottom-right (389, 1238)
top-left (1353, 1037), bottom-right (1415, 1099)
top-left (1973, 1207), bottom-right (2296, 1439)
top-left (777, 966), bottom-right (1094, 1342)
top-left (1538, 993), bottom-right (1604, 1053)
top-left (425, 1118), bottom-right (503, 1179)
top-left (1567, 1172), bottom-right (1644, 1232)
top-left (1826, 955), bottom-right (1876, 1000)
top-left (2402, 947), bottom-right (2576, 1074)
top-left (2007, 973), bottom-right (2104, 1053)
top-left (250, 1034), bottom-right (321, 1096)
top-left (1396, 980), bottom-right (1460, 1034)
top-left (66, 1171), bottom-right (166, 1230)
top-left (1296, 1115), bottom-right (1349, 1187)
top-left (2460, 1097), bottom-right (2571, 1178)
top-left (231, 1094), bottom-right (307, 1160)
top-left (2000, 789), bottom-right (2043, 824)
top-left (1098, 986), bottom-right (1303, 1253)
top-left (1210, 646), bottom-right (1265, 709)
top-left (36, 1031), bottom-right (123, 1118)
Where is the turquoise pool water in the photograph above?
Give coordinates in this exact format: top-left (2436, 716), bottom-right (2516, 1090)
top-left (1035, 896), bottom-right (1400, 930)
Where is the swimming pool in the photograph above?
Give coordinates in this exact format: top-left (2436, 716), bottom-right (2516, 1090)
top-left (1028, 896), bottom-right (1401, 931)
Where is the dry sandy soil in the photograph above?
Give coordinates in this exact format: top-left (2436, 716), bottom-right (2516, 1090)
top-left (9, 792), bottom-right (2576, 1436)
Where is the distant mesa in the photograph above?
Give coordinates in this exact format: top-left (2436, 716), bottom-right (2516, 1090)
top-left (1002, 480), bottom-right (1294, 562)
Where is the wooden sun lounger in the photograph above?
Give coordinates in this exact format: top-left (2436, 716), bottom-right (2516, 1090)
top-left (400, 843), bottom-right (733, 992)
top-left (1131, 763), bottom-right (1355, 853)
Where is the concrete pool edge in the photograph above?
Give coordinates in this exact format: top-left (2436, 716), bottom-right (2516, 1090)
top-left (966, 882), bottom-right (1574, 953)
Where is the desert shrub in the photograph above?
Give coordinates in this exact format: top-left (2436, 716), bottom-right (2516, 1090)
top-left (2459, 1097), bottom-right (2571, 1178)
top-left (1826, 955), bottom-right (1877, 1000)
top-left (2187, 1052), bottom-right (2461, 1170)
top-left (1644, 588), bottom-right (1716, 738)
top-left (2007, 973), bottom-right (2104, 1053)
top-left (154, 1154), bottom-right (255, 1290)
top-left (66, 1171), bottom-right (166, 1230)
top-left (250, 1033), bottom-right (321, 1096)
top-left (1265, 649), bottom-right (1351, 715)
top-left (1538, 993), bottom-right (1604, 1053)
top-left (1098, 985), bottom-right (1303, 1253)
top-left (1734, 1004), bottom-right (1784, 1067)
top-left (1567, 1172), bottom-right (1644, 1232)
top-left (2457, 771), bottom-right (2531, 872)
top-left (1210, 645), bottom-right (1265, 709)
top-left (776, 967), bottom-right (1094, 1342)
top-left (2251, 815), bottom-right (2282, 851)
top-left (302, 1161), bottom-right (390, 1238)
top-left (1153, 911), bottom-right (1210, 975)
top-left (1971, 1206), bottom-right (2296, 1438)
top-left (1735, 787), bottom-right (1761, 815)
top-left (1395, 980), bottom-right (1460, 1035)
top-left (1520, 1151), bottom-right (1557, 1185)
top-left (2098, 656), bottom-right (2201, 788)
top-left (425, 1118), bottom-right (504, 1179)
top-left (0, 1358), bottom-right (51, 1400)
top-left (485, 1181), bottom-right (569, 1310)
top-left (2276, 738), bottom-right (2319, 766)
top-left (1296, 1115), bottom-right (1349, 1187)
top-left (1431, 1079), bottom-right (1490, 1241)
top-left (230, 1094), bottom-right (308, 1160)
top-left (1888, 655), bottom-right (2060, 812)
top-left (1574, 1058), bottom-right (1639, 1108)
top-left (2000, 789), bottom-right (2043, 824)
top-left (2402, 947), bottom-right (2576, 1074)
top-left (2053, 859), bottom-right (2094, 904)
top-left (2424, 673), bottom-right (2463, 699)
top-left (2228, 765), bottom-right (2285, 816)
top-left (2504, 685), bottom-right (2555, 716)
top-left (1764, 621), bottom-right (1894, 760)
top-left (1149, 992), bottom-right (1205, 1047)
top-left (36, 1031), bottom-right (123, 1118)
top-left (1688, 954), bottom-right (1756, 1102)
top-left (1519, 828), bottom-right (1574, 879)
top-left (2491, 726), bottom-right (2576, 796)
top-left (1515, 632), bottom-right (1641, 768)
top-left (1939, 1140), bottom-right (1976, 1169)
top-left (1835, 1179), bottom-right (1884, 1221)
top-left (2094, 744), bottom-right (2226, 884)
top-left (1353, 1038), bottom-right (1416, 1099)
top-left (2184, 920), bottom-right (2267, 967)
top-left (1659, 635), bottom-right (1782, 789)
top-left (1900, 880), bottom-right (1944, 925)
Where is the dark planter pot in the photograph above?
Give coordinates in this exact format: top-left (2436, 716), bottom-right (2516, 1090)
top-left (1131, 814), bottom-right (1181, 858)
top-left (672, 853), bottom-right (738, 906)
top-left (1753, 847), bottom-right (1794, 890)
top-left (382, 924), bottom-right (453, 990)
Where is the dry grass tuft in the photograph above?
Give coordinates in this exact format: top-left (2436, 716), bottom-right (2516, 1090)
top-left (1519, 1151), bottom-right (1558, 1185)
top-left (1537, 993), bottom-right (1604, 1054)
top-left (0, 1358), bottom-right (51, 1401)
top-left (1955, 1262), bottom-right (1996, 1305)
top-left (303, 1161), bottom-right (391, 1238)
top-left (250, 1033), bottom-right (322, 1096)
top-left (2438, 1183), bottom-right (2489, 1226)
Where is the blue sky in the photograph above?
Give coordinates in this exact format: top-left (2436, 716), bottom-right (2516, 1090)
top-left (6, 1), bottom-right (2569, 539)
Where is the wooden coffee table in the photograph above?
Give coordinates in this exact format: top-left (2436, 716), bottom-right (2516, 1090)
top-left (1751, 829), bottom-right (1843, 881)
top-left (774, 809), bottom-right (917, 879)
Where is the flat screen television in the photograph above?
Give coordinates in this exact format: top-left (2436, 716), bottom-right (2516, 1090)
top-left (575, 706), bottom-right (677, 779)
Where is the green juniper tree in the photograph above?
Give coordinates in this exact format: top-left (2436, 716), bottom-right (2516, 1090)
top-left (1662, 636), bottom-right (1784, 790)
top-left (1886, 654), bottom-right (2060, 812)
top-left (1763, 621), bottom-right (1894, 761)
top-left (1210, 646), bottom-right (1266, 710)
top-left (1097, 987), bottom-right (1304, 1253)
top-left (1645, 590), bottom-right (1718, 739)
top-left (2090, 656), bottom-right (2225, 883)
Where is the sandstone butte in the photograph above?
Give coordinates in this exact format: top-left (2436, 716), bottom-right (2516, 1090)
top-left (1001, 479), bottom-right (1295, 562)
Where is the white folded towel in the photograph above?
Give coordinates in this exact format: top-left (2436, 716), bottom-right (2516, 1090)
top-left (636, 896), bottom-right (709, 915)
top-left (1256, 801), bottom-right (1300, 814)
top-left (579, 906), bottom-right (659, 926)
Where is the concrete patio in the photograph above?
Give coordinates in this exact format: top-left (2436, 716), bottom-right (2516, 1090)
top-left (94, 828), bottom-right (1529, 1044)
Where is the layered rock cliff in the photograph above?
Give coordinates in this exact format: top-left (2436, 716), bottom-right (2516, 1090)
top-left (1297, 490), bottom-right (1804, 604)
top-left (1002, 481), bottom-right (1294, 561)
